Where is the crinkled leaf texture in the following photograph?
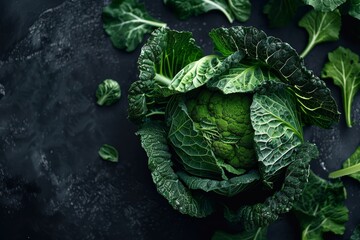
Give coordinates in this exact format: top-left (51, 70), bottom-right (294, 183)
top-left (225, 143), bottom-right (318, 230)
top-left (136, 122), bottom-right (214, 217)
top-left (209, 26), bottom-right (340, 128)
top-left (251, 89), bottom-right (304, 181)
top-left (164, 0), bottom-right (235, 23)
top-left (102, 0), bottom-right (166, 52)
top-left (212, 227), bottom-right (267, 240)
top-left (302, 0), bottom-right (346, 12)
top-left (263, 0), bottom-right (303, 28)
top-left (128, 27), bottom-right (203, 122)
top-left (293, 172), bottom-right (349, 239)
top-left (322, 47), bottom-right (360, 127)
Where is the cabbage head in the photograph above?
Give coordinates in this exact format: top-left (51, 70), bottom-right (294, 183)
top-left (128, 26), bottom-right (339, 230)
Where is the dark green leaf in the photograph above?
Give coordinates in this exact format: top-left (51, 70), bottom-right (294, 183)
top-left (321, 47), bottom-right (360, 127)
top-left (177, 170), bottom-right (260, 197)
top-left (96, 79), bottom-right (121, 106)
top-left (212, 227), bottom-right (267, 240)
top-left (293, 172), bottom-right (349, 239)
top-left (350, 0), bottom-right (360, 20)
top-left (209, 26), bottom-right (340, 128)
top-left (263, 0), bottom-right (303, 28)
top-left (98, 144), bottom-right (119, 162)
top-left (303, 0), bottom-right (346, 12)
top-left (136, 122), bottom-right (214, 217)
top-left (103, 0), bottom-right (166, 52)
top-left (299, 9), bottom-right (341, 58)
top-left (164, 0), bottom-right (235, 23)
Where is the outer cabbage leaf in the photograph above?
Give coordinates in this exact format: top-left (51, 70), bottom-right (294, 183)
top-left (299, 9), bottom-right (341, 58)
top-left (207, 61), bottom-right (280, 94)
top-left (177, 170), bottom-right (260, 197)
top-left (164, 0), bottom-right (235, 23)
top-left (293, 172), bottom-right (349, 239)
top-left (136, 122), bottom-right (214, 217)
top-left (251, 89), bottom-right (303, 181)
top-left (128, 28), bottom-right (203, 121)
top-left (225, 143), bottom-right (318, 230)
top-left (212, 227), bottom-right (267, 240)
top-left (209, 26), bottom-right (340, 128)
top-left (302, 0), bottom-right (346, 12)
top-left (263, 0), bottom-right (303, 28)
top-left (102, 0), bottom-right (166, 52)
top-left (228, 0), bottom-right (251, 22)
top-left (321, 47), bottom-right (360, 128)
top-left (350, 0), bottom-right (360, 20)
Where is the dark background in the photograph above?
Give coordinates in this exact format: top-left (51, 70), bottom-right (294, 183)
top-left (0, 0), bottom-right (359, 239)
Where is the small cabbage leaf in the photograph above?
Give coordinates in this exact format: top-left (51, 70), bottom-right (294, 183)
top-left (329, 146), bottom-right (360, 181)
top-left (228, 0), bottom-right (251, 22)
top-left (302, 0), bottom-right (346, 12)
top-left (164, 0), bottom-right (235, 23)
top-left (351, 226), bottom-right (360, 240)
top-left (250, 89), bottom-right (303, 181)
top-left (321, 47), bottom-right (360, 127)
top-left (293, 172), bottom-right (349, 239)
top-left (299, 9), bottom-right (341, 58)
top-left (98, 144), bottom-right (119, 162)
top-left (177, 170), bottom-right (260, 197)
top-left (350, 0), bottom-right (360, 19)
top-left (96, 79), bottom-right (121, 106)
top-left (207, 61), bottom-right (280, 94)
top-left (212, 227), bottom-right (267, 240)
top-left (102, 0), bottom-right (166, 52)
top-left (136, 122), bottom-right (214, 217)
top-left (263, 0), bottom-right (303, 28)
top-left (209, 26), bottom-right (340, 128)
top-left (128, 28), bottom-right (203, 122)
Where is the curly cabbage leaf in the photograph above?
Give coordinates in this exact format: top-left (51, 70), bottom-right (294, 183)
top-left (102, 0), bottom-right (166, 52)
top-left (293, 172), bottom-right (349, 239)
top-left (136, 122), bottom-right (214, 217)
top-left (299, 9), bottom-right (341, 58)
top-left (128, 28), bottom-right (203, 121)
top-left (251, 89), bottom-right (304, 181)
top-left (212, 227), bottom-right (267, 240)
top-left (209, 26), bottom-right (340, 128)
top-left (225, 143), bottom-right (318, 230)
top-left (321, 47), bottom-right (360, 128)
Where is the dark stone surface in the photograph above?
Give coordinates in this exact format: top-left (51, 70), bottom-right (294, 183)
top-left (0, 0), bottom-right (359, 239)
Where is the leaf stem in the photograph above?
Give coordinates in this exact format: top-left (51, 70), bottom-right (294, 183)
top-left (145, 111), bottom-right (165, 117)
top-left (300, 37), bottom-right (316, 58)
top-left (329, 163), bottom-right (360, 179)
top-left (204, 0), bottom-right (234, 23)
top-left (154, 73), bottom-right (172, 86)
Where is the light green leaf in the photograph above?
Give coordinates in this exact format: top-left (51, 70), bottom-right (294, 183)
top-left (228, 0), bottom-right (251, 22)
top-left (250, 90), bottom-right (303, 180)
top-left (299, 9), bottom-right (341, 58)
top-left (329, 146), bottom-right (360, 181)
top-left (98, 144), bottom-right (119, 162)
top-left (322, 47), bottom-right (360, 127)
top-left (209, 26), bottom-right (340, 129)
top-left (302, 0), bottom-right (346, 12)
top-left (350, 0), bottom-right (360, 20)
top-left (263, 0), bottom-right (303, 28)
top-left (177, 170), bottom-right (260, 197)
top-left (136, 122), bottom-right (214, 217)
top-left (96, 79), bottom-right (121, 106)
top-left (207, 61), bottom-right (280, 94)
top-left (212, 227), bottom-right (267, 240)
top-left (102, 0), bottom-right (166, 52)
top-left (164, 0), bottom-right (235, 23)
top-left (293, 172), bottom-right (349, 239)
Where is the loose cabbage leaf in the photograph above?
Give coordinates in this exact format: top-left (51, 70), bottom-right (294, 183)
top-left (321, 47), bottom-right (360, 127)
top-left (96, 79), bottom-right (121, 106)
top-left (209, 26), bottom-right (340, 128)
top-left (177, 170), bottom-right (260, 197)
top-left (128, 28), bottom-right (203, 121)
top-left (98, 144), bottom-right (119, 162)
top-left (102, 0), bottom-right (166, 52)
top-left (250, 90), bottom-right (303, 181)
top-left (207, 61), bottom-right (280, 94)
top-left (299, 9), bottom-right (341, 58)
top-left (302, 0), bottom-right (346, 12)
top-left (350, 0), bottom-right (360, 19)
top-left (136, 122), bottom-right (214, 217)
top-left (212, 227), bottom-right (267, 240)
top-left (228, 0), bottom-right (251, 22)
top-left (263, 0), bottom-right (303, 28)
top-left (329, 146), bottom-right (360, 181)
top-left (164, 0), bottom-right (235, 23)
top-left (225, 143), bottom-right (317, 230)
top-left (351, 226), bottom-right (360, 240)
top-left (293, 172), bottom-right (349, 239)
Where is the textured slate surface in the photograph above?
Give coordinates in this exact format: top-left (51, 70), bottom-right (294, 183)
top-left (0, 0), bottom-right (359, 239)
